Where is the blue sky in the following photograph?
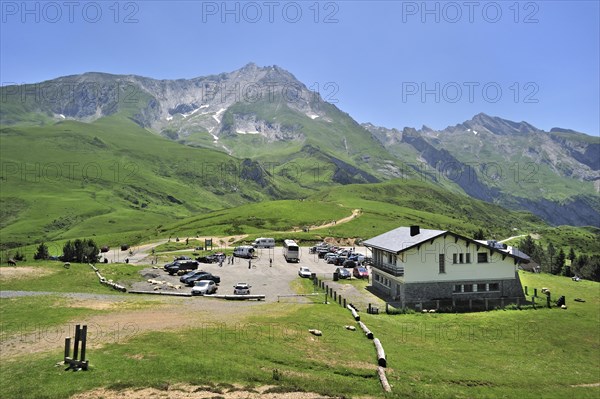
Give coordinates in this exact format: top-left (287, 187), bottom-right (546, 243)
top-left (1, 1), bottom-right (598, 134)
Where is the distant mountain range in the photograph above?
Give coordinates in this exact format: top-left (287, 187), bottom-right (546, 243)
top-left (1, 63), bottom-right (598, 228)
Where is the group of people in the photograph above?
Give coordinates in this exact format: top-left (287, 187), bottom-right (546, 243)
top-left (217, 256), bottom-right (273, 269)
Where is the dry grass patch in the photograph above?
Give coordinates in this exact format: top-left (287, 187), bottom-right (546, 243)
top-left (0, 266), bottom-right (55, 281)
top-left (69, 383), bottom-right (344, 399)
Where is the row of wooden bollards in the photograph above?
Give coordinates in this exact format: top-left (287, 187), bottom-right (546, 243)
top-left (524, 286), bottom-right (562, 308)
top-left (315, 278), bottom-right (348, 308)
top-left (315, 278), bottom-right (377, 313)
top-left (89, 264), bottom-right (127, 292)
top-left (346, 304), bottom-right (390, 392)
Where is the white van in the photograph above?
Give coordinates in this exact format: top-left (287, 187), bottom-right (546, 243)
top-left (233, 245), bottom-right (255, 258)
top-left (252, 237), bottom-right (275, 249)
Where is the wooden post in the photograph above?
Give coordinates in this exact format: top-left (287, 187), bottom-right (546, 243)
top-left (338, 295), bottom-right (342, 305)
top-left (80, 325), bottom-right (88, 364)
top-left (385, 303), bottom-right (389, 314)
top-left (343, 298), bottom-right (346, 308)
top-left (532, 296), bottom-right (536, 309)
top-left (547, 295), bottom-right (551, 308)
top-left (524, 286), bottom-right (528, 295)
top-left (377, 366), bottom-right (392, 392)
top-left (358, 321), bottom-right (373, 339)
top-left (72, 325), bottom-right (81, 361)
top-left (374, 338), bottom-right (387, 367)
top-left (334, 291), bottom-right (337, 301)
top-left (368, 303), bottom-right (372, 314)
top-left (534, 288), bottom-right (537, 297)
top-left (64, 337), bottom-right (71, 361)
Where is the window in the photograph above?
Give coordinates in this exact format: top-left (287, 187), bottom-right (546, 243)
top-left (477, 252), bottom-right (488, 263)
top-left (466, 253), bottom-right (471, 263)
top-left (459, 253), bottom-right (464, 263)
top-left (489, 283), bottom-right (499, 291)
top-left (477, 283), bottom-right (487, 292)
top-left (453, 254), bottom-right (457, 264)
top-left (463, 284), bottom-right (473, 292)
top-left (439, 254), bottom-right (445, 273)
top-left (453, 284), bottom-right (462, 293)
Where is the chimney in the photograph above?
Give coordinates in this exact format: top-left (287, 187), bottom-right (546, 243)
top-left (410, 225), bottom-right (420, 236)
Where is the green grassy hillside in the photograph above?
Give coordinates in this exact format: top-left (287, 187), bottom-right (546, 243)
top-left (0, 115), bottom-right (281, 248)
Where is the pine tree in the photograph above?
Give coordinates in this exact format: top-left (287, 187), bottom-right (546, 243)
top-left (546, 243), bottom-right (556, 274)
top-left (555, 248), bottom-right (565, 275)
top-left (33, 242), bottom-right (49, 260)
top-left (518, 235), bottom-right (536, 257)
top-left (579, 255), bottom-right (600, 282)
top-left (573, 254), bottom-right (588, 276)
top-left (568, 248), bottom-right (576, 264)
top-left (474, 229), bottom-right (485, 240)
top-left (62, 241), bottom-right (75, 262)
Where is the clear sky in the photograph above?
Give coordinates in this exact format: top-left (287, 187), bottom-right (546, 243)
top-left (1, 0), bottom-right (598, 134)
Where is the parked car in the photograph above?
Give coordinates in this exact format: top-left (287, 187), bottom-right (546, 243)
top-left (325, 254), bottom-right (338, 264)
top-left (335, 267), bottom-right (351, 279)
top-left (333, 256), bottom-right (347, 266)
top-left (353, 266), bottom-right (369, 279)
top-left (174, 255), bottom-right (192, 261)
top-left (233, 282), bottom-right (251, 295)
top-left (181, 271), bottom-right (221, 286)
top-left (348, 253), bottom-right (366, 263)
top-left (342, 260), bottom-right (357, 268)
top-left (298, 267), bottom-right (312, 278)
top-left (165, 260), bottom-right (200, 275)
top-left (317, 249), bottom-right (330, 258)
top-left (197, 252), bottom-right (225, 263)
top-left (191, 280), bottom-right (218, 296)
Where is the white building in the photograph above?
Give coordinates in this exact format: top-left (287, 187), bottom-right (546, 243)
top-left (363, 226), bottom-right (529, 306)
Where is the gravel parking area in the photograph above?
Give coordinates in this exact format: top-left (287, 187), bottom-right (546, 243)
top-left (132, 246), bottom-right (375, 303)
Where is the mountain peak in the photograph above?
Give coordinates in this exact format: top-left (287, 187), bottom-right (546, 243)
top-left (461, 113), bottom-right (541, 136)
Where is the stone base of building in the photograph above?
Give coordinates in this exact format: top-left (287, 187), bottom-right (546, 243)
top-left (371, 270), bottom-right (526, 309)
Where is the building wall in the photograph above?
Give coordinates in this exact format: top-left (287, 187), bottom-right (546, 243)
top-left (403, 236), bottom-right (517, 283)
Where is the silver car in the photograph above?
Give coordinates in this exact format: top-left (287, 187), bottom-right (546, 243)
top-left (233, 282), bottom-right (251, 295)
top-left (191, 280), bottom-right (218, 296)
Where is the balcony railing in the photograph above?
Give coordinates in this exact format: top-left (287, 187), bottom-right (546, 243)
top-left (372, 261), bottom-right (405, 277)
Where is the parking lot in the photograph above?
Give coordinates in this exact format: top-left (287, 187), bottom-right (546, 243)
top-left (133, 246), bottom-right (374, 303)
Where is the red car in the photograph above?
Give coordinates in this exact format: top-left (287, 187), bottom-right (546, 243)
top-left (353, 266), bottom-right (369, 279)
